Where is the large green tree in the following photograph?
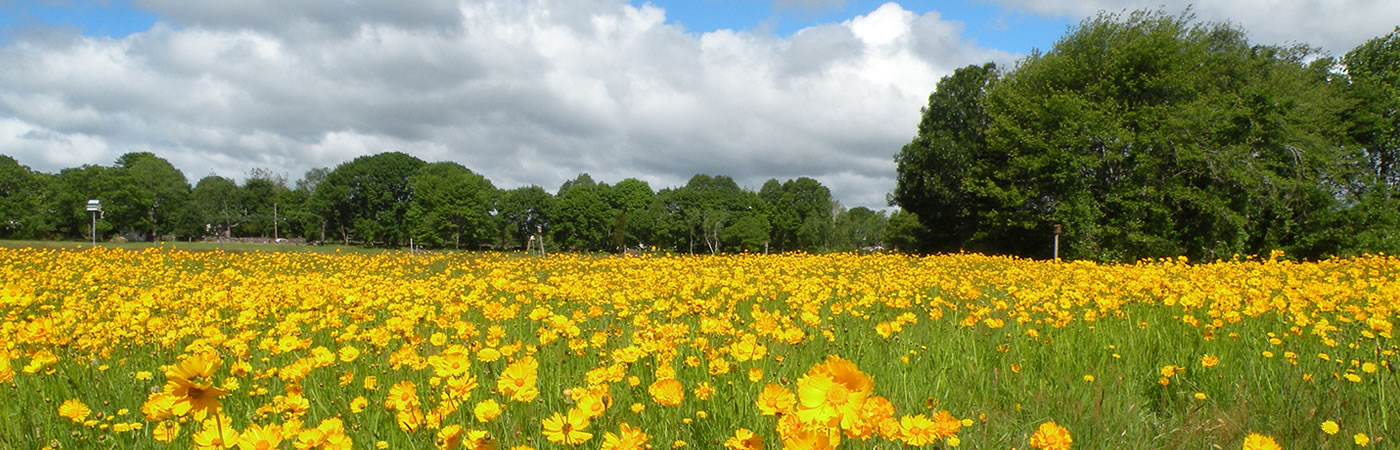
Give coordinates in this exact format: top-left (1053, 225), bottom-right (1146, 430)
top-left (406, 162), bottom-right (497, 249)
top-left (896, 10), bottom-right (1353, 261)
top-left (311, 152), bottom-right (425, 246)
top-left (0, 155), bottom-right (52, 238)
top-left (550, 174), bottom-right (613, 252)
top-left (110, 152), bottom-right (192, 240)
top-left (496, 185), bottom-right (554, 250)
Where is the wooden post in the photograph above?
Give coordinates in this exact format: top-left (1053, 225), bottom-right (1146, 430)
top-left (1053, 224), bottom-right (1062, 260)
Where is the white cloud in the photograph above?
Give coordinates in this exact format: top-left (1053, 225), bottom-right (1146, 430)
top-left (0, 0), bottom-right (1013, 208)
top-left (986, 0), bottom-right (1400, 56)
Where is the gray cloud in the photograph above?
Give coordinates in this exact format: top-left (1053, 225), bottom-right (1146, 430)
top-left (0, 1), bottom-right (1012, 209)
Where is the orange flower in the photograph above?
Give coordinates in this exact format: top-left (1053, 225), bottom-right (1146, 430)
top-left (600, 423), bottom-right (650, 450)
top-left (648, 378), bottom-right (684, 407)
top-left (756, 383), bottom-right (795, 416)
top-left (1029, 421), bottom-right (1072, 450)
top-left (724, 428), bottom-right (764, 450)
top-left (1242, 433), bottom-right (1282, 450)
top-left (58, 399), bottom-right (90, 423)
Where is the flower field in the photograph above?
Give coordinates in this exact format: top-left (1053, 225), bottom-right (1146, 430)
top-left (0, 247), bottom-right (1396, 449)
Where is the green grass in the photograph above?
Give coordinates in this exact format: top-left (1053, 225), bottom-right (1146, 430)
top-left (0, 249), bottom-right (1395, 449)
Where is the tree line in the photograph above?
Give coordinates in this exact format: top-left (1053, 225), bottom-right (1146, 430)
top-left (0, 151), bottom-right (900, 253)
top-left (894, 11), bottom-right (1400, 261)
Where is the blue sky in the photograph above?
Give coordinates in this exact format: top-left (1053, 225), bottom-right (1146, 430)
top-left (630, 0), bottom-right (1071, 54)
top-left (0, 0), bottom-right (1071, 54)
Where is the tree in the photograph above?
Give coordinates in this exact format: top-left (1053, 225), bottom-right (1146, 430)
top-left (311, 152), bottom-right (425, 246)
top-left (496, 186), bottom-right (554, 250)
top-left (113, 152), bottom-right (191, 240)
top-left (238, 169), bottom-right (291, 238)
top-left (833, 207), bottom-right (888, 251)
top-left (406, 162), bottom-right (497, 249)
top-left (604, 178), bottom-right (656, 250)
top-left (762, 177), bottom-right (835, 252)
top-left (895, 10), bottom-right (1353, 261)
top-left (0, 155), bottom-right (51, 238)
top-left (550, 174), bottom-right (612, 252)
top-left (1338, 27), bottom-right (1400, 254)
top-left (892, 63), bottom-right (1001, 253)
top-left (190, 175), bottom-right (240, 238)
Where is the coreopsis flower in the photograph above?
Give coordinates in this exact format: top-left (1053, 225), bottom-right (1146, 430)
top-left (388, 380), bottom-right (420, 411)
top-left (1355, 433), bottom-right (1370, 447)
top-left (1242, 433), bottom-right (1282, 450)
top-left (577, 389), bottom-right (611, 418)
top-left (1321, 420), bottom-right (1339, 435)
top-left (756, 382), bottom-right (795, 416)
top-left (430, 345), bottom-right (472, 378)
top-left (498, 356), bottom-right (540, 402)
top-left (152, 420), bottom-right (181, 443)
top-left (164, 354), bottom-right (228, 417)
top-left (338, 346), bottom-right (360, 363)
top-left (193, 416), bottom-right (239, 450)
top-left (541, 408), bottom-right (593, 446)
top-left (437, 425), bottom-right (465, 450)
top-left (142, 392), bottom-right (177, 421)
top-left (58, 399), bottom-right (90, 423)
top-left (902, 414), bottom-right (945, 446)
top-left (1201, 354), bottom-right (1219, 368)
top-left (1029, 421), bottom-right (1072, 450)
top-left (694, 382), bottom-right (716, 400)
top-left (600, 423), bottom-right (650, 450)
top-left (724, 428), bottom-right (764, 450)
top-left (648, 378), bottom-right (685, 406)
top-left (474, 399), bottom-right (503, 423)
top-left (796, 356), bottom-right (873, 430)
top-left (350, 396), bottom-right (368, 414)
top-left (237, 423), bottom-right (283, 450)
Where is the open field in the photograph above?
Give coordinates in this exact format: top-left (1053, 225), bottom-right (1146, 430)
top-left (0, 247), bottom-right (1396, 449)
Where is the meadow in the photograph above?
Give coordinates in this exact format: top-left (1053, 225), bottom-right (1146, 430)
top-left (0, 246), bottom-right (1395, 449)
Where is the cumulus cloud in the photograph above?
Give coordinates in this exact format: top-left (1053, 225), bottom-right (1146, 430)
top-left (987, 0), bottom-right (1400, 57)
top-left (0, 1), bottom-right (1014, 209)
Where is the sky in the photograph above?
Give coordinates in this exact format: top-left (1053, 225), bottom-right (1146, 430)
top-left (1, 1), bottom-right (1397, 210)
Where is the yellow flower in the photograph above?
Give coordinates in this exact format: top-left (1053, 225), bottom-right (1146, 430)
top-left (648, 378), bottom-right (684, 407)
top-left (1029, 421), bottom-right (1072, 450)
top-left (499, 356), bottom-right (540, 402)
top-left (152, 420), bottom-right (180, 443)
top-left (1201, 354), bottom-right (1219, 368)
top-left (350, 396), bottom-right (368, 414)
top-left (1194, 392), bottom-right (1207, 400)
top-left (1083, 375), bottom-right (1095, 382)
top-left (1321, 420), bottom-right (1339, 435)
top-left (1355, 433), bottom-right (1370, 446)
top-left (58, 399), bottom-right (91, 423)
top-left (237, 423), bottom-right (283, 450)
top-left (474, 399), bottom-right (502, 423)
top-left (600, 423), bottom-right (650, 450)
top-left (338, 346), bottom-right (360, 362)
top-left (724, 428), bottom-right (764, 450)
top-left (1242, 433), bottom-right (1281, 450)
top-left (541, 408), bottom-right (592, 446)
top-left (756, 383), bottom-right (795, 416)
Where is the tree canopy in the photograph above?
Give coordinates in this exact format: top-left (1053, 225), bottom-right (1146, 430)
top-left (895, 10), bottom-right (1396, 261)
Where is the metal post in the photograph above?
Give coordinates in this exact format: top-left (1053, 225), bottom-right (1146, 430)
top-left (1053, 224), bottom-right (1061, 260)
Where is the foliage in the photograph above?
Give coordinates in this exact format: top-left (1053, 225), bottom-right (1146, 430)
top-left (895, 10), bottom-right (1365, 261)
